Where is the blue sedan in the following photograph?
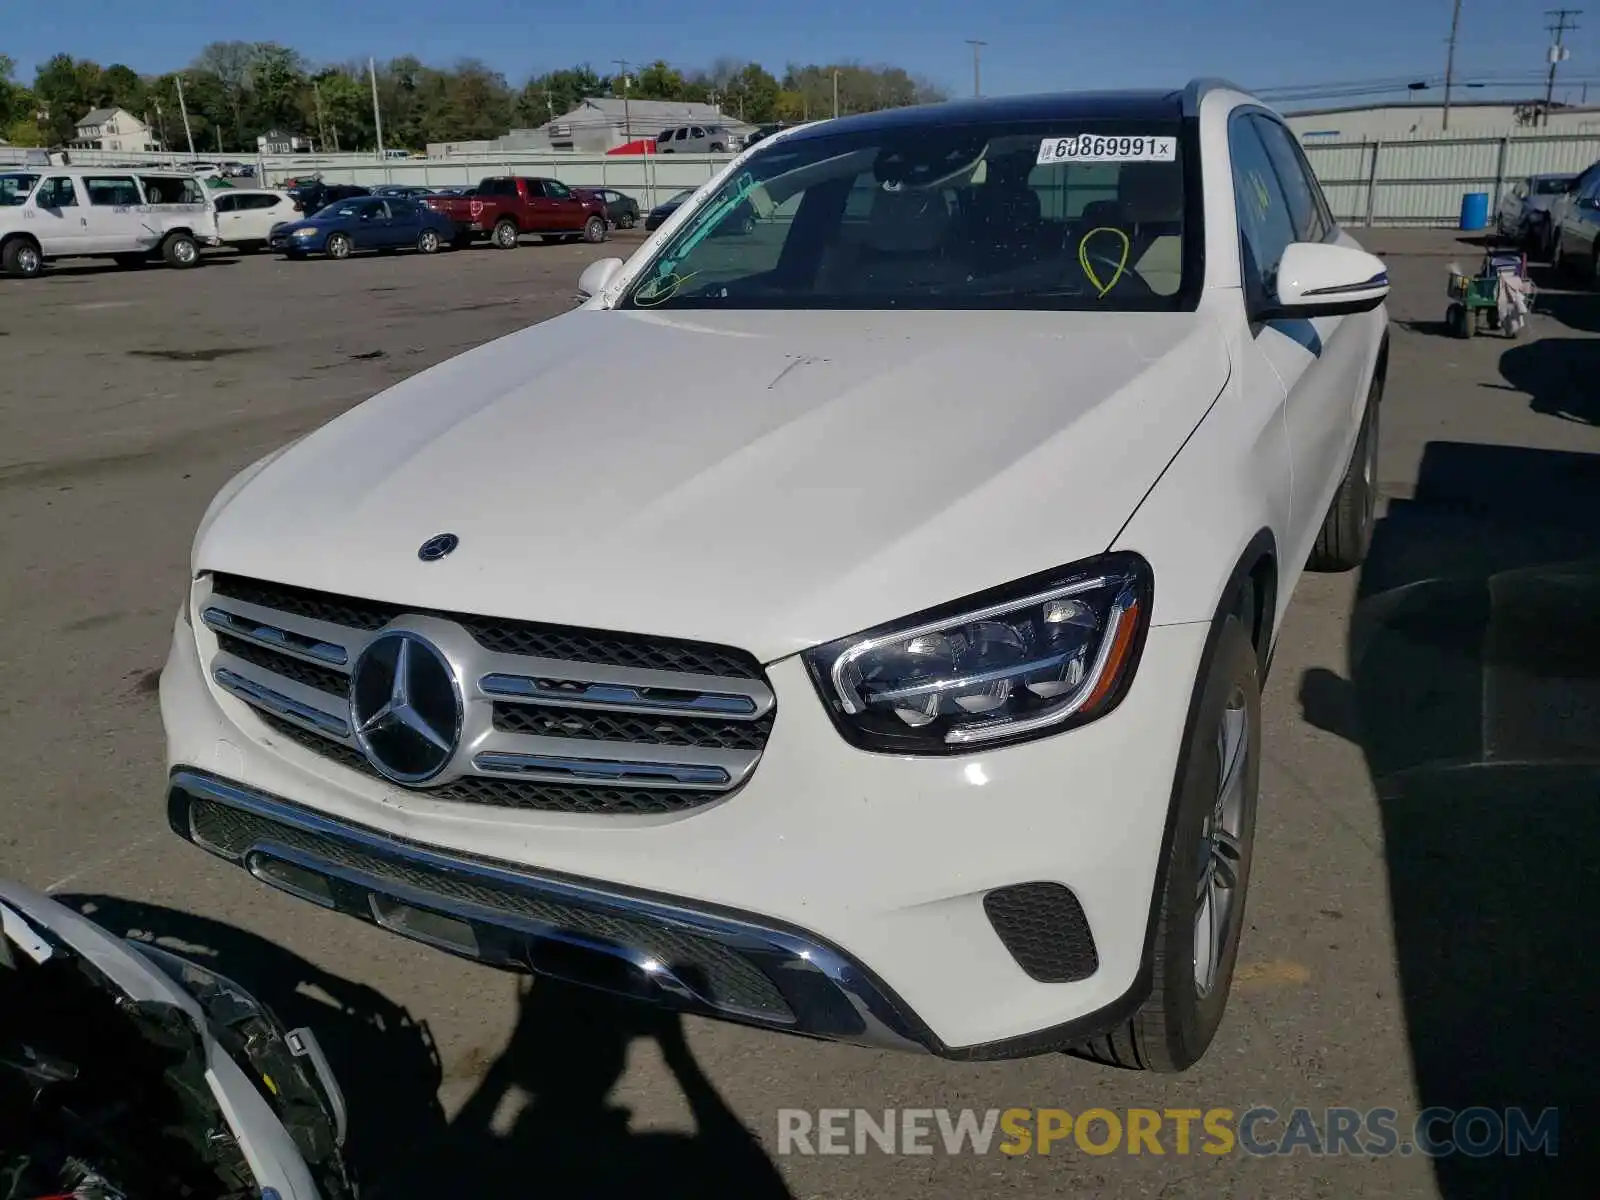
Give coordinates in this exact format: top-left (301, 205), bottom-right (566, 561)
top-left (268, 196), bottom-right (456, 260)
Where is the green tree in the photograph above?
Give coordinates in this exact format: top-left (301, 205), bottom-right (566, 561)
top-left (724, 62), bottom-right (780, 123)
top-left (192, 40), bottom-right (256, 147)
top-left (515, 65), bottom-right (604, 126)
top-left (309, 67), bottom-right (371, 151)
top-left (248, 43), bottom-right (310, 136)
top-left (631, 60), bottom-right (686, 101)
top-left (32, 53), bottom-right (92, 142)
top-left (100, 64), bottom-right (147, 116)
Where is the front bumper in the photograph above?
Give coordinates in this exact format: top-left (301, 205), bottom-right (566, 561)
top-left (162, 612), bottom-right (1209, 1056)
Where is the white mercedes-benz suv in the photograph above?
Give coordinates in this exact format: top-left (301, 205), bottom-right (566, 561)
top-left (161, 81), bottom-right (1388, 1070)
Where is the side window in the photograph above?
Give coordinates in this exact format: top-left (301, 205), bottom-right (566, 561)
top-left (1228, 117), bottom-right (1298, 311)
top-left (213, 194), bottom-right (237, 213)
top-left (545, 180), bottom-right (571, 199)
top-left (138, 176), bottom-right (203, 205)
top-left (37, 177), bottom-right (79, 208)
top-left (483, 178), bottom-right (514, 196)
top-left (254, 194), bottom-right (283, 210)
top-left (673, 128), bottom-right (688, 141)
top-left (1250, 117), bottom-right (1328, 242)
top-left (690, 126), bottom-right (706, 139)
top-left (84, 176), bottom-right (139, 207)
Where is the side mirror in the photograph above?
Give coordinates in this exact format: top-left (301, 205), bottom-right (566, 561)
top-left (1263, 241), bottom-right (1389, 321)
top-left (577, 256), bottom-right (624, 301)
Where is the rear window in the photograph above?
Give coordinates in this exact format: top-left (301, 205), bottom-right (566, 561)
top-left (1534, 177), bottom-right (1571, 195)
top-left (0, 173), bottom-right (39, 206)
top-left (624, 116), bottom-right (1194, 312)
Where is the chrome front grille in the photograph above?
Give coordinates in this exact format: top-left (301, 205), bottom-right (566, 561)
top-left (202, 573), bottom-right (776, 816)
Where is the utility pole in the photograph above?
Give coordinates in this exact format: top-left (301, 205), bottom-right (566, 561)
top-left (313, 81), bottom-right (330, 154)
top-left (1442, 0), bottom-right (1463, 130)
top-left (1545, 9), bottom-right (1582, 124)
top-left (613, 59), bottom-right (632, 144)
top-left (369, 57), bottom-right (386, 157)
top-left (175, 74), bottom-right (196, 159)
top-left (155, 98), bottom-right (169, 153)
top-left (832, 69), bottom-right (840, 118)
top-left (965, 39), bottom-right (987, 98)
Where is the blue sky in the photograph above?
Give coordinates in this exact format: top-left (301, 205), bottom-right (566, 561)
top-left (12, 0), bottom-right (1600, 108)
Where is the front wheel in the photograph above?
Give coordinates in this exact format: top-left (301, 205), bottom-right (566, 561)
top-left (162, 233), bottom-right (200, 269)
top-left (326, 233), bottom-right (352, 260)
top-left (583, 215), bottom-right (608, 244)
top-left (618, 212), bottom-right (637, 229)
top-left (2, 238), bottom-right (43, 278)
top-left (1073, 612), bottom-right (1261, 1073)
top-left (1307, 373), bottom-right (1382, 572)
top-left (493, 220), bottom-right (519, 249)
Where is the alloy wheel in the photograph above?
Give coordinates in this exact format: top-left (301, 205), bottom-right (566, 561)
top-left (1194, 689), bottom-right (1249, 998)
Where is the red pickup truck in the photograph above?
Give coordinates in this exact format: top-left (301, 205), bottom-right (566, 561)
top-left (424, 177), bottom-right (609, 249)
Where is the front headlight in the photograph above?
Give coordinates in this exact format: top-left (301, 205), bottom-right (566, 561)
top-left (293, 226), bottom-right (317, 237)
top-left (803, 553), bottom-right (1152, 754)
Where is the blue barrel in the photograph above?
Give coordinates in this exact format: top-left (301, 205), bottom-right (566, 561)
top-left (1459, 191), bottom-right (1490, 231)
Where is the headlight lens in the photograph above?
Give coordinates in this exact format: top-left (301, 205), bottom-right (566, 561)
top-left (294, 226), bottom-right (317, 237)
top-left (803, 553), bottom-right (1151, 754)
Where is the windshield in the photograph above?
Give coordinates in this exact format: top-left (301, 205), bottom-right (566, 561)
top-left (0, 173), bottom-right (40, 207)
top-left (622, 117), bottom-right (1192, 311)
top-left (1534, 177), bottom-right (1572, 195)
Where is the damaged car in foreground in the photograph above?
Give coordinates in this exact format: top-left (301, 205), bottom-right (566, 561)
top-left (160, 81), bottom-right (1388, 1072)
top-left (0, 880), bottom-right (352, 1199)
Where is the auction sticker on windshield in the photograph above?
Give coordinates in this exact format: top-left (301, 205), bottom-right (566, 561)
top-left (1037, 135), bottom-right (1178, 164)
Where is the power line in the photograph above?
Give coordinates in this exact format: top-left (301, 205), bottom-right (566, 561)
top-left (1544, 8), bottom-right (1582, 123)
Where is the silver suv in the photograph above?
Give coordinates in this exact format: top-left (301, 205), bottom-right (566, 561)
top-left (655, 124), bottom-right (739, 153)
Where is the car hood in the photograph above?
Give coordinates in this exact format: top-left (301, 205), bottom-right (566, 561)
top-left (197, 308), bottom-right (1229, 661)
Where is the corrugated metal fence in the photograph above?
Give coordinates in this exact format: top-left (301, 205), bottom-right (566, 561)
top-left (1302, 131), bottom-right (1600, 226)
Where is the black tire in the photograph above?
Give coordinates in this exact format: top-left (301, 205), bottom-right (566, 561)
top-left (493, 219), bottom-right (520, 249)
top-left (326, 233), bottom-right (352, 260)
top-left (583, 215), bottom-right (608, 244)
top-left (113, 253), bottom-right (148, 269)
top-left (1552, 229), bottom-right (1566, 272)
top-left (161, 232), bottom-right (200, 269)
top-left (618, 212), bottom-right (637, 229)
top-left (416, 228), bottom-right (441, 255)
top-left (1307, 373), bottom-right (1382, 572)
top-left (1073, 612), bottom-right (1261, 1073)
top-left (2, 237), bottom-right (43, 278)
top-left (1445, 302), bottom-right (1465, 338)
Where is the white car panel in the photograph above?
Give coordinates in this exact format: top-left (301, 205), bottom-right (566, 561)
top-left (195, 307), bottom-right (1230, 663)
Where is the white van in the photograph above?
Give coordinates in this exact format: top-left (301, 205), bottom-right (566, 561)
top-left (0, 167), bottom-right (220, 278)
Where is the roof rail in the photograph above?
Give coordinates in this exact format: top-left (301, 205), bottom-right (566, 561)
top-left (1183, 78), bottom-right (1251, 116)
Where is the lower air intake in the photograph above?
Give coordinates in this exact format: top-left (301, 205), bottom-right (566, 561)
top-left (983, 882), bottom-right (1099, 984)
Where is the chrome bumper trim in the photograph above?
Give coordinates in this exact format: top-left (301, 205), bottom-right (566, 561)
top-left (166, 769), bottom-right (930, 1053)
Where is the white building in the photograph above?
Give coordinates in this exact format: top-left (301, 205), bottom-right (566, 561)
top-left (70, 108), bottom-right (161, 152)
top-left (1286, 99), bottom-right (1600, 141)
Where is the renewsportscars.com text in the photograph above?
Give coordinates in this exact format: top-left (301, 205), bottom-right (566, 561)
top-left (776, 1106), bottom-right (1560, 1158)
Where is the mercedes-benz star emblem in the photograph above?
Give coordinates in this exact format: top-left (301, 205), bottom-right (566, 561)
top-left (418, 533), bottom-right (459, 562)
top-left (349, 631), bottom-right (462, 783)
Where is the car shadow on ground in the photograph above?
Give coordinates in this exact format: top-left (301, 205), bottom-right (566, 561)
top-left (1296, 441), bottom-right (1600, 1198)
top-left (1499, 335), bottom-right (1600, 425)
top-left (56, 895), bottom-right (794, 1199)
top-left (22, 257), bottom-right (243, 280)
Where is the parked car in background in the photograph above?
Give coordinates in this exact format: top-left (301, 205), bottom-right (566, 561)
top-left (1496, 172), bottom-right (1575, 246)
top-left (643, 187), bottom-right (696, 230)
top-left (0, 168), bottom-right (218, 277)
top-left (655, 124), bottom-right (740, 153)
top-left (372, 184), bottom-right (437, 198)
top-left (576, 187), bottom-right (641, 228)
top-left (1552, 168), bottom-right (1600, 285)
top-left (1537, 158), bottom-right (1600, 259)
top-left (287, 180), bottom-right (370, 216)
top-left (742, 122), bottom-right (795, 148)
top-left (423, 176), bottom-right (608, 247)
top-left (213, 188), bottom-right (299, 252)
top-left (268, 196), bottom-right (455, 260)
top-left (642, 187), bottom-right (754, 234)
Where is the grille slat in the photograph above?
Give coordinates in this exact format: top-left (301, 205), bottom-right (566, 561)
top-left (189, 798), bottom-right (793, 1019)
top-left (207, 573), bottom-right (775, 816)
